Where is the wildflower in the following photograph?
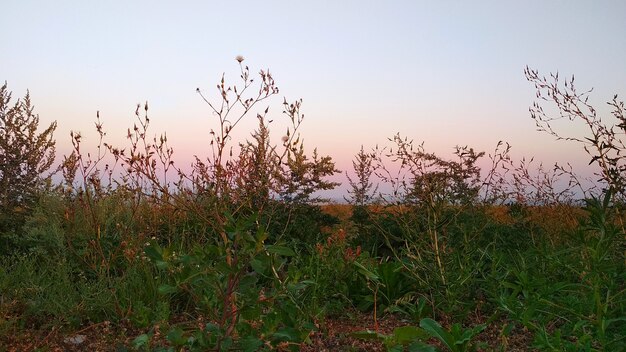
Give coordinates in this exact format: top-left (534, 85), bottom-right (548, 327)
top-left (281, 135), bottom-right (289, 143)
top-left (235, 55), bottom-right (244, 63)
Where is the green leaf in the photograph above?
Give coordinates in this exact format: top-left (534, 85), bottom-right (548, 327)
top-left (153, 348), bottom-right (174, 352)
top-left (251, 257), bottom-right (268, 275)
top-left (158, 284), bottom-right (178, 295)
top-left (256, 228), bottom-right (268, 246)
top-left (166, 327), bottom-right (186, 346)
top-left (388, 345), bottom-right (404, 352)
top-left (144, 243), bottom-right (163, 261)
top-left (407, 341), bottom-right (437, 352)
top-left (132, 334), bottom-right (150, 348)
top-left (470, 324), bottom-right (486, 337)
top-left (155, 260), bottom-right (169, 270)
top-left (239, 336), bottom-right (264, 352)
top-left (420, 318), bottom-right (456, 350)
top-left (289, 279), bottom-right (315, 292)
top-left (502, 322), bottom-right (516, 337)
top-left (205, 323), bottom-right (220, 334)
top-left (392, 326), bottom-right (429, 345)
top-left (221, 336), bottom-right (233, 350)
top-left (239, 274), bottom-right (258, 290)
top-left (272, 327), bottom-right (301, 342)
top-left (266, 245), bottom-right (295, 257)
top-left (353, 261), bottom-right (380, 282)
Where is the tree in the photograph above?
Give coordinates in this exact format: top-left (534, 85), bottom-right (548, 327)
top-left (345, 145), bottom-right (378, 206)
top-left (0, 82), bottom-right (57, 241)
top-left (278, 144), bottom-right (339, 204)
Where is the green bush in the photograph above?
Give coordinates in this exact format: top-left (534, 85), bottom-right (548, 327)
top-left (0, 83), bottom-right (56, 254)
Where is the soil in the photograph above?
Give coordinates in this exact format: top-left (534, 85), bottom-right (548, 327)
top-left (1, 311), bottom-right (535, 351)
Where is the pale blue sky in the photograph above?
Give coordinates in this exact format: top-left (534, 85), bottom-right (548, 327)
top-left (2, 1), bottom-right (625, 196)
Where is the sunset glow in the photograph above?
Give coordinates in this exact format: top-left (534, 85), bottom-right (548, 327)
top-left (2, 1), bottom-right (625, 199)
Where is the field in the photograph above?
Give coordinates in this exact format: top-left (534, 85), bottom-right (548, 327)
top-left (0, 66), bottom-right (624, 351)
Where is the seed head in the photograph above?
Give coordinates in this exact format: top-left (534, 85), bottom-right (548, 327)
top-left (235, 55), bottom-right (244, 63)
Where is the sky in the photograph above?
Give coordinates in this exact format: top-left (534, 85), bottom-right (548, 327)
top-left (2, 0), bottom-right (625, 199)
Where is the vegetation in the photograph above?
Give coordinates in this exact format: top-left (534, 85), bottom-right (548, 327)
top-left (0, 82), bottom-right (57, 253)
top-left (0, 62), bottom-right (624, 351)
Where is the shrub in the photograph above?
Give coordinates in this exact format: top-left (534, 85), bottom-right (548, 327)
top-left (0, 82), bottom-right (56, 252)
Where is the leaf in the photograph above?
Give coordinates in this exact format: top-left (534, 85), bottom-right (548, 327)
top-left (420, 318), bottom-right (456, 350)
top-left (289, 279), bottom-right (315, 292)
top-left (605, 316), bottom-right (626, 329)
top-left (272, 327), bottom-right (301, 342)
top-left (239, 336), bottom-right (263, 352)
top-left (221, 336), bottom-right (233, 350)
top-left (471, 324), bottom-right (487, 336)
top-left (158, 284), bottom-right (178, 295)
top-left (266, 245), bottom-right (295, 257)
top-left (205, 323), bottom-right (220, 334)
top-left (144, 243), bottom-right (169, 270)
top-left (166, 327), bottom-right (186, 346)
top-left (407, 341), bottom-right (437, 352)
top-left (388, 345), bottom-right (404, 352)
top-left (144, 243), bottom-right (163, 261)
top-left (255, 228), bottom-right (268, 249)
top-left (392, 326), bottom-right (429, 345)
top-left (502, 322), bottom-right (516, 337)
top-left (239, 274), bottom-right (258, 291)
top-left (132, 334), bottom-right (150, 348)
top-left (155, 260), bottom-right (169, 270)
top-left (250, 258), bottom-right (268, 275)
top-left (353, 261), bottom-right (380, 282)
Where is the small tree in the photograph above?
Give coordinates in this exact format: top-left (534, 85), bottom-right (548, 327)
top-left (345, 145), bottom-right (378, 250)
top-left (279, 143), bottom-right (340, 204)
top-left (0, 82), bottom-right (56, 245)
top-left (345, 145), bottom-right (378, 206)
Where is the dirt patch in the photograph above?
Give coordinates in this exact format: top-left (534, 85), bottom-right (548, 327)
top-left (1, 312), bottom-right (535, 351)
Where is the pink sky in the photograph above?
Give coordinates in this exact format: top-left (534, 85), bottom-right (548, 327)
top-left (2, 1), bottom-right (625, 200)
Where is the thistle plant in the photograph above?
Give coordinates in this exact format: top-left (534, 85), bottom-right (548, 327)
top-left (105, 57), bottom-right (339, 348)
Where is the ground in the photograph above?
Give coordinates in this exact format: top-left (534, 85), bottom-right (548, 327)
top-left (2, 310), bottom-right (535, 351)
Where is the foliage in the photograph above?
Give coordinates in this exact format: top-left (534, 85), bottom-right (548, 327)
top-left (419, 318), bottom-right (486, 352)
top-left (367, 137), bottom-right (487, 315)
top-left (1, 64), bottom-right (625, 351)
top-left (289, 228), bottom-right (365, 315)
top-left (142, 212), bottom-right (315, 350)
top-left (353, 318), bottom-right (486, 352)
top-left (352, 325), bottom-right (434, 352)
top-left (0, 82), bottom-right (56, 251)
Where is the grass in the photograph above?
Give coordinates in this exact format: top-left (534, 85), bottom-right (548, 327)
top-left (1, 197), bottom-right (622, 351)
